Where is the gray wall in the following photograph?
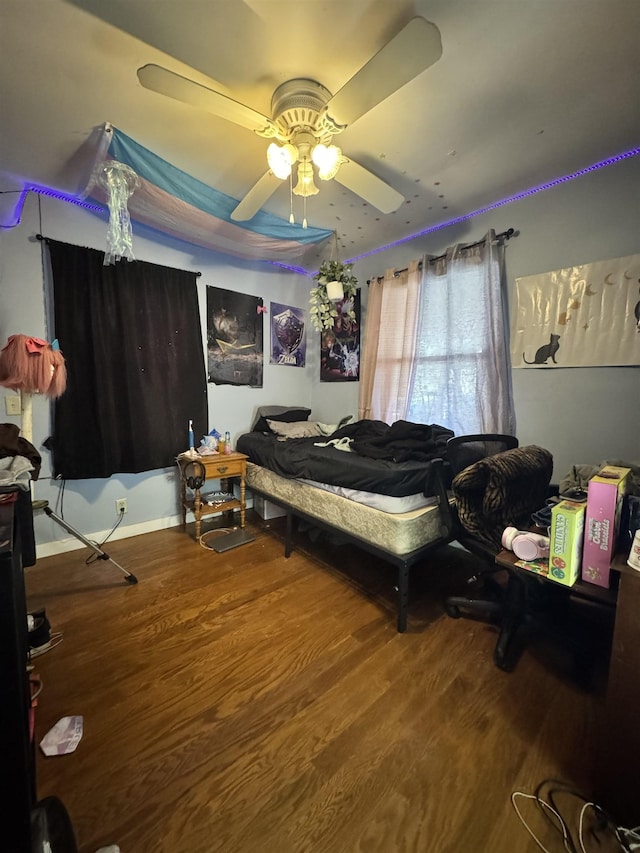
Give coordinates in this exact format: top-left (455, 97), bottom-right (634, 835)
top-left (2, 154), bottom-right (639, 553)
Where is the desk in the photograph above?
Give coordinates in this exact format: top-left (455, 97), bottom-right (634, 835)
top-left (494, 548), bottom-right (618, 608)
top-left (178, 452), bottom-right (248, 539)
top-left (489, 546), bottom-right (617, 670)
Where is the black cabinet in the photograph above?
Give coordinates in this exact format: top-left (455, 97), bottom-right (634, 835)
top-left (0, 491), bottom-right (36, 849)
top-left (0, 490), bottom-right (77, 852)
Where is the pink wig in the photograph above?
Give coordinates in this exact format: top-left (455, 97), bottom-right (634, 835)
top-left (0, 335), bottom-right (67, 398)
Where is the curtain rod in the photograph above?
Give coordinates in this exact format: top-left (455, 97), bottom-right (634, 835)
top-left (35, 234), bottom-right (202, 276)
top-left (366, 228), bottom-right (516, 284)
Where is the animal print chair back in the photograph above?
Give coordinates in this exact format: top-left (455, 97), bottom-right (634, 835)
top-left (452, 445), bottom-right (553, 550)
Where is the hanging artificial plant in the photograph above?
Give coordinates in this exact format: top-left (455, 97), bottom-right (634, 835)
top-left (309, 238), bottom-right (358, 332)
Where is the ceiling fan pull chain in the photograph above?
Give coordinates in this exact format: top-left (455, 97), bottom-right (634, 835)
top-left (289, 173), bottom-right (295, 225)
top-left (302, 196), bottom-right (308, 229)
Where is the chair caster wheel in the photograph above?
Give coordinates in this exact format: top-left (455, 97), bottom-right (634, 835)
top-left (445, 603), bottom-right (461, 619)
top-left (494, 654), bottom-right (512, 672)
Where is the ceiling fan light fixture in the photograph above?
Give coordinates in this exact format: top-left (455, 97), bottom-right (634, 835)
top-left (293, 160), bottom-right (319, 197)
top-left (312, 143), bottom-right (343, 180)
top-left (267, 142), bottom-right (297, 179)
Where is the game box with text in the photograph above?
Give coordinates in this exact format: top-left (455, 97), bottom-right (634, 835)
top-left (581, 465), bottom-right (630, 587)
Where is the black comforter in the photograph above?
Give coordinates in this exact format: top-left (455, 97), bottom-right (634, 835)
top-left (236, 419), bottom-right (453, 497)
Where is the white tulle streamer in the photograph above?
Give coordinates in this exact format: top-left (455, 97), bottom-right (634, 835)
top-left (95, 161), bottom-right (140, 265)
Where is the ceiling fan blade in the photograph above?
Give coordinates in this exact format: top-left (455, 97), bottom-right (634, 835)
top-left (326, 17), bottom-right (442, 128)
top-left (231, 171), bottom-right (283, 221)
top-left (137, 64), bottom-right (275, 135)
top-left (334, 159), bottom-right (404, 214)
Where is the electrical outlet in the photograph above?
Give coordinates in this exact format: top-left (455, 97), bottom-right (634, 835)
top-left (5, 395), bottom-right (21, 416)
top-left (116, 498), bottom-right (128, 514)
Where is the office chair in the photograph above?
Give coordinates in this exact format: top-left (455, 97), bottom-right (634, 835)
top-left (438, 436), bottom-right (553, 670)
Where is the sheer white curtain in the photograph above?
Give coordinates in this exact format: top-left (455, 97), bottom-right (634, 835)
top-left (358, 261), bottom-right (422, 423)
top-left (406, 229), bottom-right (515, 435)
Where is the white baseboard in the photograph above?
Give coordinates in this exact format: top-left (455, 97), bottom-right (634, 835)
top-left (35, 514), bottom-right (183, 559)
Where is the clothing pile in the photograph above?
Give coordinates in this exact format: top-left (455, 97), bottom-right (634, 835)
top-left (0, 422), bottom-right (40, 566)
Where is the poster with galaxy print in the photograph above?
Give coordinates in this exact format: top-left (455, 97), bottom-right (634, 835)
top-left (320, 289), bottom-right (360, 382)
top-left (270, 302), bottom-right (306, 367)
top-left (206, 286), bottom-right (263, 386)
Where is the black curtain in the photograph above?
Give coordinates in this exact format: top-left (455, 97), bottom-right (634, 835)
top-left (47, 239), bottom-right (207, 479)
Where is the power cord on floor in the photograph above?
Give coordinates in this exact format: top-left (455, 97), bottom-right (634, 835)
top-left (511, 779), bottom-right (639, 852)
top-left (85, 508), bottom-right (125, 564)
top-left (511, 791), bottom-right (570, 852)
top-left (198, 527), bottom-right (237, 550)
top-left (617, 827), bottom-right (640, 852)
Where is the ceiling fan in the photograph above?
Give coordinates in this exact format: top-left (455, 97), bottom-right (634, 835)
top-left (137, 16), bottom-right (442, 222)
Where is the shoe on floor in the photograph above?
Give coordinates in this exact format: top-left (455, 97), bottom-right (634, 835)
top-left (28, 614), bottom-right (51, 649)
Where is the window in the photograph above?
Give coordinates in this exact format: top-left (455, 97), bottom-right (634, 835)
top-left (361, 231), bottom-right (515, 435)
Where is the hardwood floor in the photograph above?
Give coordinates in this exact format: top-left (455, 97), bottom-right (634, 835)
top-left (25, 513), bottom-right (618, 853)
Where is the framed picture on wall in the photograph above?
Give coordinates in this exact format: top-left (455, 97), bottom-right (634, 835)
top-left (270, 302), bottom-right (306, 367)
top-left (206, 286), bottom-right (264, 386)
top-left (320, 289), bottom-right (360, 382)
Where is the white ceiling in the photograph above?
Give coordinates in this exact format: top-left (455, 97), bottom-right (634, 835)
top-left (1, 0), bottom-right (639, 265)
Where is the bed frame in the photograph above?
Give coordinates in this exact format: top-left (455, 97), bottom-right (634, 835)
top-left (246, 461), bottom-right (453, 632)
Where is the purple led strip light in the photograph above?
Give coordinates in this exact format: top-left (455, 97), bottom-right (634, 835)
top-left (27, 185), bottom-right (103, 213)
top-left (6, 147), bottom-right (638, 267)
top-left (347, 147), bottom-right (640, 264)
top-left (0, 185), bottom-right (104, 229)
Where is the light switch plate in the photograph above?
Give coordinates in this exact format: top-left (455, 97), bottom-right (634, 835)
top-left (5, 395), bottom-right (21, 416)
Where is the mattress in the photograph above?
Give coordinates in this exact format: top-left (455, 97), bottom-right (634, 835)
top-left (246, 462), bottom-right (445, 557)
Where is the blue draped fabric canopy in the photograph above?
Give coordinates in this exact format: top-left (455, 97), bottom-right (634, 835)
top-left (84, 123), bottom-right (332, 264)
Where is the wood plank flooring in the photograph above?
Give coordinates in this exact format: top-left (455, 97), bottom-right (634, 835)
top-left (25, 513), bottom-right (619, 853)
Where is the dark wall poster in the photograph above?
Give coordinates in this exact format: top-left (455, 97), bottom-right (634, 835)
top-left (206, 286), bottom-right (263, 386)
top-left (270, 302), bottom-right (306, 367)
top-left (320, 289), bottom-right (360, 382)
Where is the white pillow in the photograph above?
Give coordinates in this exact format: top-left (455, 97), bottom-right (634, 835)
top-left (266, 420), bottom-right (323, 439)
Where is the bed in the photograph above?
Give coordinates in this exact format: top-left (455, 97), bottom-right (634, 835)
top-left (236, 407), bottom-right (456, 631)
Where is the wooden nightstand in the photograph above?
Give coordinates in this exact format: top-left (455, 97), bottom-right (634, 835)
top-left (177, 452), bottom-right (248, 539)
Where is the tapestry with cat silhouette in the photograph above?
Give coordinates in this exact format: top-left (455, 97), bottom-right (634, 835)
top-left (512, 253), bottom-right (640, 367)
